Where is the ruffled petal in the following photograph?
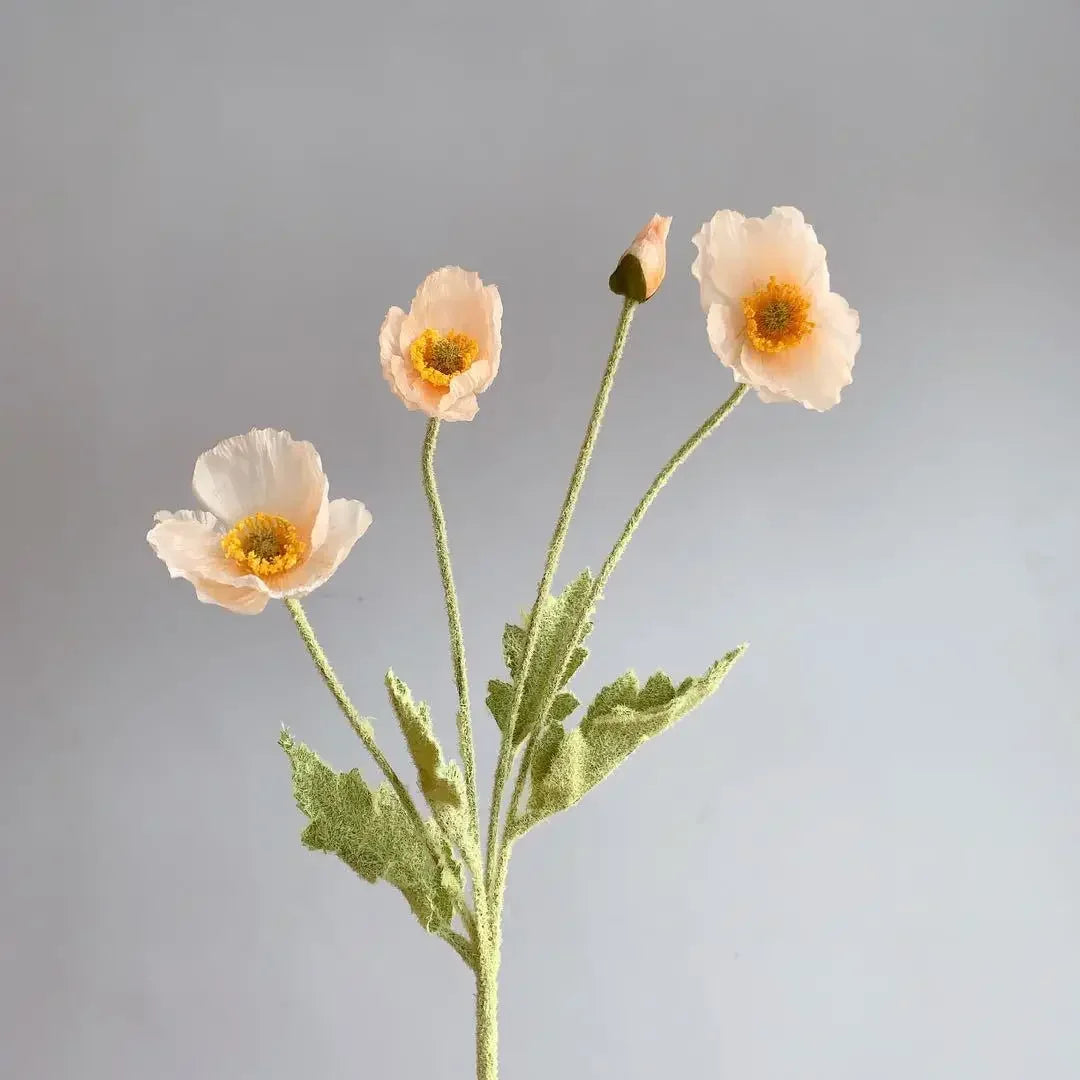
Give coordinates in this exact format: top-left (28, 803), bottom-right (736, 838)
top-left (147, 510), bottom-right (271, 612)
top-left (692, 206), bottom-right (829, 312)
top-left (742, 207), bottom-right (830, 297)
top-left (265, 499), bottom-right (373, 598)
top-left (705, 302), bottom-right (746, 376)
top-left (379, 306), bottom-right (413, 408)
top-left (191, 429), bottom-right (329, 547)
top-left (691, 210), bottom-right (751, 310)
top-left (189, 574), bottom-right (269, 614)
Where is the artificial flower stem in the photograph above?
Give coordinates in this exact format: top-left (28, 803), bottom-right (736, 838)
top-left (421, 420), bottom-right (485, 881)
top-left (506, 382), bottom-right (750, 826)
top-left (595, 382), bottom-right (749, 595)
top-left (475, 954), bottom-right (499, 1080)
top-left (441, 928), bottom-right (478, 968)
top-left (283, 597), bottom-right (475, 938)
top-left (485, 297), bottom-right (638, 884)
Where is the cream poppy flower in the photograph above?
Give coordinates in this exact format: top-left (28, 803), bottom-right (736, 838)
top-left (147, 428), bottom-right (372, 615)
top-left (691, 206), bottom-right (860, 411)
top-left (379, 266), bottom-right (502, 422)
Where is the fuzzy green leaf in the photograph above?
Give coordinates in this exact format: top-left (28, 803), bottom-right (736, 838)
top-left (385, 671), bottom-right (466, 812)
top-left (524, 645), bottom-right (747, 827)
top-left (485, 678), bottom-right (515, 736)
top-left (488, 569), bottom-right (594, 743)
top-left (280, 730), bottom-right (459, 933)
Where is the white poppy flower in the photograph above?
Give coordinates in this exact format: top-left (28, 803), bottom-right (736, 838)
top-left (147, 428), bottom-right (372, 615)
top-left (691, 206), bottom-right (861, 411)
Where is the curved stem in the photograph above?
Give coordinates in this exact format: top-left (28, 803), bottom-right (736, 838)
top-left (595, 382), bottom-right (748, 595)
top-left (506, 383), bottom-right (749, 828)
top-left (284, 597), bottom-right (475, 938)
top-left (485, 297), bottom-right (637, 884)
top-left (421, 420), bottom-right (484, 882)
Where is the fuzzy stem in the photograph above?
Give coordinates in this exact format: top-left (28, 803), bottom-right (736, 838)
top-left (485, 298), bottom-right (637, 884)
top-left (594, 382), bottom-right (749, 595)
top-left (507, 382), bottom-right (749, 823)
top-left (283, 597), bottom-right (473, 936)
top-left (474, 947), bottom-right (500, 1080)
top-left (440, 927), bottom-right (477, 968)
top-left (422, 420), bottom-right (485, 871)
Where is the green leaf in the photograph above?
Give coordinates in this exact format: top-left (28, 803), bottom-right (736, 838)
top-left (385, 671), bottom-right (466, 813)
top-left (279, 730), bottom-right (460, 934)
top-left (524, 645), bottom-right (747, 827)
top-left (485, 678), bottom-right (515, 735)
top-left (487, 569), bottom-right (594, 744)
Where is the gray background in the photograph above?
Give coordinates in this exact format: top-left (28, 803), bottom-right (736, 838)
top-left (2, 1), bottom-right (1078, 1077)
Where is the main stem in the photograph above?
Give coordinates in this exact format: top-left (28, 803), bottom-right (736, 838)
top-left (475, 954), bottom-right (499, 1080)
top-left (477, 297), bottom-right (637, 1080)
top-left (485, 297), bottom-right (637, 884)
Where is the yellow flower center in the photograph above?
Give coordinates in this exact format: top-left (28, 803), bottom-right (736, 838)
top-left (221, 512), bottom-right (306, 578)
top-left (741, 277), bottom-right (815, 353)
top-left (410, 328), bottom-right (479, 387)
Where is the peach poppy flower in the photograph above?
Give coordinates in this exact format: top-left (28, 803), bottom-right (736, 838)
top-left (691, 206), bottom-right (860, 411)
top-left (379, 267), bottom-right (502, 422)
top-left (147, 428), bottom-right (372, 615)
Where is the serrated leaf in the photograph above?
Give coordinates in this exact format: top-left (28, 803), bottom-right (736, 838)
top-left (524, 645), bottom-right (747, 827)
top-left (280, 730), bottom-right (459, 933)
top-left (386, 671), bottom-right (466, 812)
top-left (487, 569), bottom-right (594, 744)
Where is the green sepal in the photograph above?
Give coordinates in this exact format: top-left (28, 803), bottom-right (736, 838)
top-left (608, 252), bottom-right (648, 303)
top-left (523, 645), bottom-right (747, 827)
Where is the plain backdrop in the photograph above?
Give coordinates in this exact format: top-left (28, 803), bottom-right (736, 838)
top-left (2, 1), bottom-right (1078, 1078)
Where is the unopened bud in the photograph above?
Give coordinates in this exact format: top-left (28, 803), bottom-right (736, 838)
top-left (608, 214), bottom-right (671, 302)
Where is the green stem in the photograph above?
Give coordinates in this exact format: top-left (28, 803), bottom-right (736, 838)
top-left (284, 597), bottom-right (475, 939)
top-left (594, 382), bottom-right (749, 596)
top-left (507, 382), bottom-right (749, 824)
top-left (421, 420), bottom-right (485, 885)
top-left (439, 927), bottom-right (477, 968)
top-left (485, 297), bottom-right (637, 885)
top-left (475, 949), bottom-right (499, 1080)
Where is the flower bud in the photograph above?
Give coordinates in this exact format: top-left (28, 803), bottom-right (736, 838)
top-left (608, 214), bottom-right (671, 302)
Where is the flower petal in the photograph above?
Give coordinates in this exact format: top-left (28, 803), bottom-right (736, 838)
top-left (691, 210), bottom-right (750, 310)
top-left (743, 207), bottom-right (830, 297)
top-left (692, 206), bottom-right (829, 311)
top-left (189, 574), bottom-right (269, 614)
top-left (264, 499), bottom-right (373, 598)
top-left (705, 302), bottom-right (746, 375)
top-left (379, 306), bottom-right (413, 407)
top-left (147, 510), bottom-right (271, 612)
top-left (192, 429), bottom-right (329, 547)
top-left (405, 268), bottom-right (496, 344)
